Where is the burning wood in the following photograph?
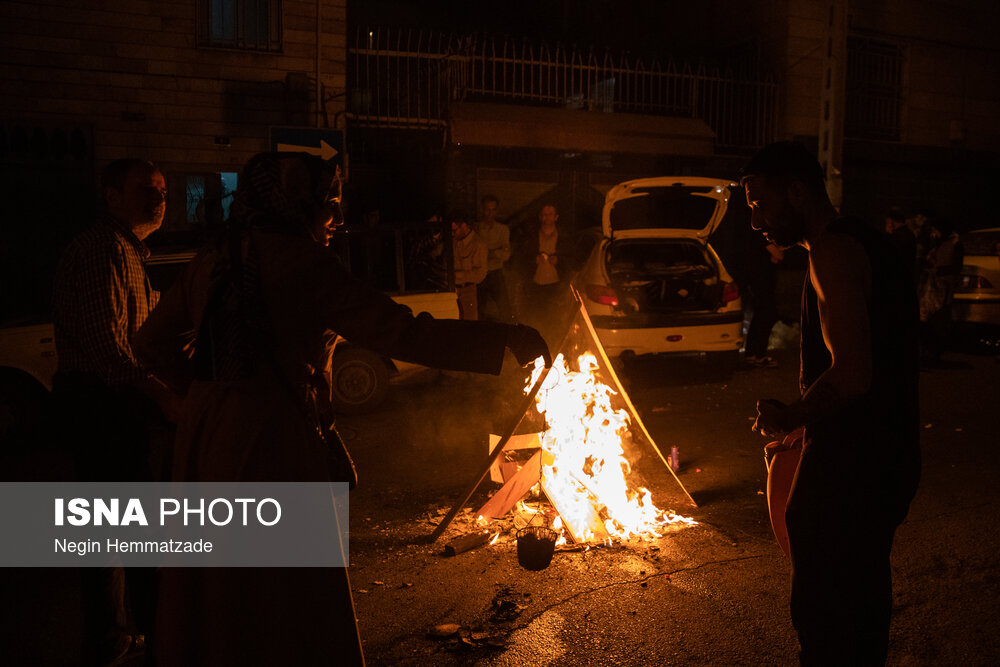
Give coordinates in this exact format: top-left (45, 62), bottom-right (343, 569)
top-left (432, 295), bottom-right (695, 546)
top-left (529, 353), bottom-right (695, 542)
top-left (477, 352), bottom-right (696, 546)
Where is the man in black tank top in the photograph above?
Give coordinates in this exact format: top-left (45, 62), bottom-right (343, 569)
top-left (741, 142), bottom-right (920, 666)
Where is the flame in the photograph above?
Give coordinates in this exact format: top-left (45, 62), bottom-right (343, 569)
top-left (552, 516), bottom-right (567, 546)
top-left (527, 354), bottom-right (696, 543)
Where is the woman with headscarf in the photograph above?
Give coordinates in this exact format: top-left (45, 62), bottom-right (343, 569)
top-left (135, 152), bottom-right (548, 666)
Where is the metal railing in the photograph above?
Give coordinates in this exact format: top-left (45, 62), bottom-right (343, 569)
top-left (348, 27), bottom-right (777, 151)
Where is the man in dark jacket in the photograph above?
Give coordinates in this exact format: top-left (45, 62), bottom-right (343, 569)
top-left (743, 142), bottom-right (920, 665)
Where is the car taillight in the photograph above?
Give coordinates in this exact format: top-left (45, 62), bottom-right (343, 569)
top-left (586, 284), bottom-right (619, 307)
top-left (722, 281), bottom-right (740, 304)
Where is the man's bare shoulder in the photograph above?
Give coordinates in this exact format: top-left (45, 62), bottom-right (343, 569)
top-left (809, 230), bottom-right (871, 294)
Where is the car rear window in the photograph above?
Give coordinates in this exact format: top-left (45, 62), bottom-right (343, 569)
top-left (962, 230), bottom-right (1000, 256)
top-left (607, 239), bottom-right (713, 277)
top-left (609, 185), bottom-right (719, 231)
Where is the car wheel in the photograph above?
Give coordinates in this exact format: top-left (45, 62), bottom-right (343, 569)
top-left (329, 348), bottom-right (390, 415)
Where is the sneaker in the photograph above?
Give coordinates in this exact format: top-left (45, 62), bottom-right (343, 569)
top-left (746, 355), bottom-right (779, 368)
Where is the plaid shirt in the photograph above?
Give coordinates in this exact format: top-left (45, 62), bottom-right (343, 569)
top-left (52, 214), bottom-right (159, 387)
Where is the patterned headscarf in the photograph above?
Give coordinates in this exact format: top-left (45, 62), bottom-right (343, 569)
top-left (194, 152), bottom-right (337, 381)
top-left (229, 152), bottom-right (338, 232)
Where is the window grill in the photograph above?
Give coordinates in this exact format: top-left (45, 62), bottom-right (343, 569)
top-left (199, 0), bottom-right (282, 52)
top-left (846, 36), bottom-right (903, 141)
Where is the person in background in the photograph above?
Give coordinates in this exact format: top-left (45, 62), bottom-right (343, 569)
top-left (450, 209), bottom-right (488, 320)
top-left (884, 206), bottom-right (917, 281)
top-left (917, 217), bottom-right (964, 362)
top-left (743, 142), bottom-right (919, 666)
top-left (519, 204), bottom-right (575, 332)
top-left (51, 157), bottom-right (180, 666)
top-left (744, 231), bottom-right (784, 368)
top-left (134, 153), bottom-right (549, 666)
top-left (475, 194), bottom-right (514, 322)
top-left (406, 210), bottom-right (449, 291)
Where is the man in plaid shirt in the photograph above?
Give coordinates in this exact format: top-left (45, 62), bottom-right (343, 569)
top-left (51, 157), bottom-right (178, 665)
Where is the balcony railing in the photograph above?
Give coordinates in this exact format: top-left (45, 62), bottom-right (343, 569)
top-left (349, 27), bottom-right (777, 152)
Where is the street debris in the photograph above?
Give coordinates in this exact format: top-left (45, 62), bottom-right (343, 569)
top-left (429, 623), bottom-right (460, 638)
top-left (490, 585), bottom-right (527, 622)
top-left (443, 530), bottom-right (493, 556)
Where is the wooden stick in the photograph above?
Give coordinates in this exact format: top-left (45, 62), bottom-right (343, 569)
top-left (443, 531), bottom-right (493, 556)
top-left (425, 364), bottom-right (553, 542)
top-left (425, 293), bottom-right (581, 543)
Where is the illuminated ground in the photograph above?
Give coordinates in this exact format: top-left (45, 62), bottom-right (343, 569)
top-left (3, 341), bottom-right (997, 665)
top-left (343, 346), bottom-right (1000, 666)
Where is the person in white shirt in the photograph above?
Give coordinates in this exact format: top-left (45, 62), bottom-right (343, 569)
top-left (475, 194), bottom-right (514, 322)
top-left (450, 210), bottom-right (488, 320)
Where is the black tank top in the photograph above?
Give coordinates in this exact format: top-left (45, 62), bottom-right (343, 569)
top-left (800, 217), bottom-right (920, 463)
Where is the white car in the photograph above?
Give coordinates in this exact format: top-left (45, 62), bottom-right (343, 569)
top-left (574, 177), bottom-right (744, 369)
top-left (954, 226), bottom-right (1000, 328)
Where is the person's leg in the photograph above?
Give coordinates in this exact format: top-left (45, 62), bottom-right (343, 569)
top-left (80, 566), bottom-right (130, 666)
top-left (476, 279), bottom-right (491, 320)
top-left (787, 435), bottom-right (899, 666)
top-left (54, 378), bottom-right (133, 665)
top-left (786, 444), bottom-right (854, 665)
top-left (457, 284), bottom-right (478, 321)
top-left (493, 269), bottom-right (514, 322)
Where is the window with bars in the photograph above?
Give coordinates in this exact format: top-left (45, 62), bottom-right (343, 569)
top-left (199, 0), bottom-right (282, 52)
top-left (845, 36), bottom-right (903, 141)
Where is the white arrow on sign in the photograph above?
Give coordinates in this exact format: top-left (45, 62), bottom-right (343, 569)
top-left (276, 139), bottom-right (339, 161)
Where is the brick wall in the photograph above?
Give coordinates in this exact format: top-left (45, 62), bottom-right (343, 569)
top-left (0, 0), bottom-right (348, 174)
top-left (778, 0), bottom-right (1000, 152)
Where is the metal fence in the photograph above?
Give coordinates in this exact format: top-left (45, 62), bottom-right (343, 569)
top-left (349, 27), bottom-right (777, 151)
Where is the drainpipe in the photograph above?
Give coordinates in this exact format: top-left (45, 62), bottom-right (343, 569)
top-left (316, 0), bottom-right (322, 127)
top-left (818, 0), bottom-right (847, 210)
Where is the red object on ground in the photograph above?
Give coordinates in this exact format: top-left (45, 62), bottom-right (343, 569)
top-left (765, 428), bottom-right (805, 558)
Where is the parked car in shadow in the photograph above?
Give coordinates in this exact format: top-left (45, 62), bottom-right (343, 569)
top-left (0, 219), bottom-right (458, 414)
top-left (954, 227), bottom-right (1000, 329)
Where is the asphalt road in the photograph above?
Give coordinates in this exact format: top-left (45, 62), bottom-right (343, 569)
top-left (4, 330), bottom-right (997, 667)
top-left (342, 342), bottom-right (1000, 666)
